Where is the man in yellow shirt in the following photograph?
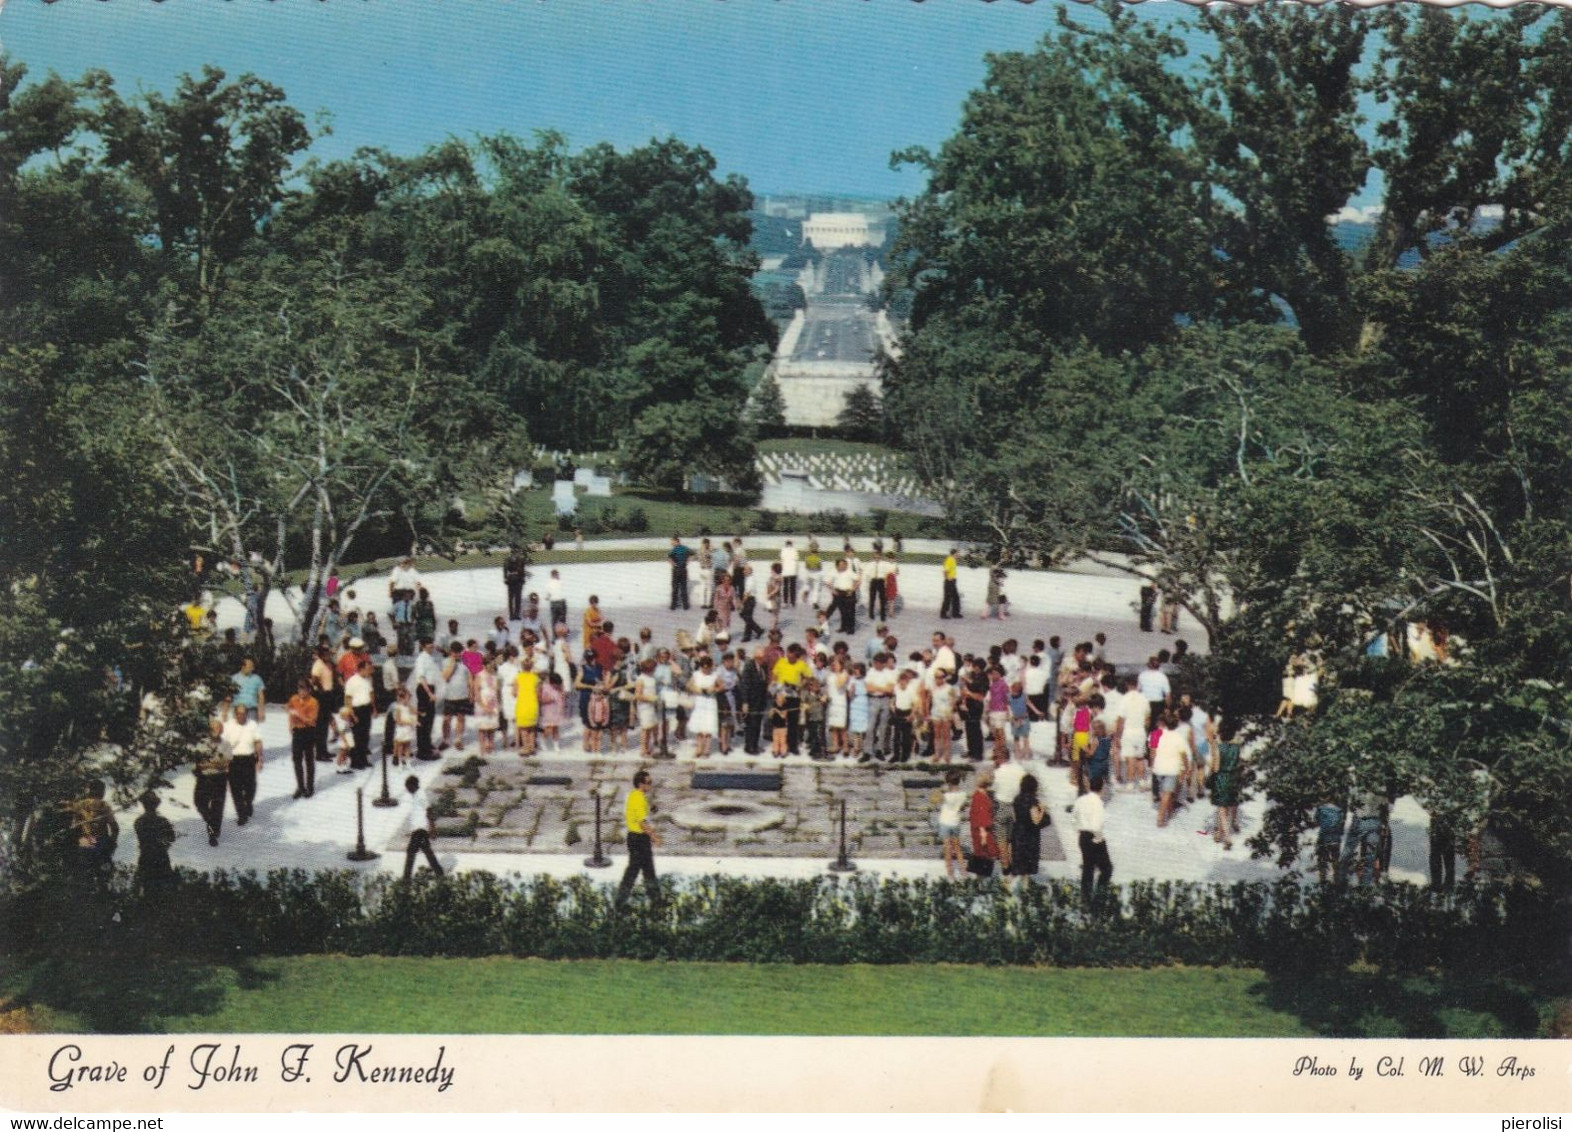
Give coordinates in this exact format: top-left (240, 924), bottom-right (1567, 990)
top-left (617, 770), bottom-right (662, 907)
top-left (940, 549), bottom-right (962, 620)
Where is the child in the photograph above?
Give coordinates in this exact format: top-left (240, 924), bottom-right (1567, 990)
top-left (936, 769), bottom-right (967, 879)
top-left (801, 679), bottom-right (827, 760)
top-left (1070, 696), bottom-right (1093, 767)
top-left (770, 691), bottom-right (791, 758)
top-left (391, 686), bottom-right (417, 767)
top-left (334, 705), bottom-right (358, 774)
top-left (1056, 688), bottom-right (1077, 767)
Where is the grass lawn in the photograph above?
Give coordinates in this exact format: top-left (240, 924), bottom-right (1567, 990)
top-left (3, 957), bottom-right (1559, 1037)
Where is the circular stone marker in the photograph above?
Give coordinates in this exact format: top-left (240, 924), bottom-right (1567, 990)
top-left (670, 799), bottom-right (786, 835)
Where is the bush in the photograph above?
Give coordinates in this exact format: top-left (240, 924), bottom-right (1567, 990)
top-left (4, 872), bottom-right (1563, 978)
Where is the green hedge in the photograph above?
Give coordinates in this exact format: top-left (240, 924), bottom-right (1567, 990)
top-left (4, 871), bottom-right (1564, 979)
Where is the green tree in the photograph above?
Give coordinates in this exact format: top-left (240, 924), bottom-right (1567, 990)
top-left (621, 401), bottom-right (761, 496)
top-left (836, 383), bottom-right (884, 442)
top-left (889, 6), bottom-right (1227, 355)
top-left (89, 65), bottom-right (311, 313)
top-left (0, 347), bottom-right (218, 879)
top-left (746, 373), bottom-right (788, 438)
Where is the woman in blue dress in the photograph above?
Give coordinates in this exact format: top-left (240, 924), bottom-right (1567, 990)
top-left (846, 662), bottom-right (871, 761)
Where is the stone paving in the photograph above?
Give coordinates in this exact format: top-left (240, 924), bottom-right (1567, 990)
top-left (121, 554), bottom-right (1443, 886)
top-left (423, 754), bottom-right (1064, 862)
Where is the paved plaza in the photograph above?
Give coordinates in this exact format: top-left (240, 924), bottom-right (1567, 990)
top-left (119, 547), bottom-right (1439, 886)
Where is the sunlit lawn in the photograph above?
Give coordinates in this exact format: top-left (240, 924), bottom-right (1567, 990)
top-left (4, 957), bottom-right (1558, 1037)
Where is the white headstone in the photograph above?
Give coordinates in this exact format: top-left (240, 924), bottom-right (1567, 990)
top-left (552, 480), bottom-right (577, 518)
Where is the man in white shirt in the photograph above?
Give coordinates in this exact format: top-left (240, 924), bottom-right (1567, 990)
top-left (862, 654), bottom-right (897, 762)
top-left (1115, 676), bottom-right (1151, 790)
top-left (830, 559), bottom-right (858, 635)
top-left (931, 632), bottom-right (957, 678)
top-left (411, 638), bottom-right (444, 760)
top-left (388, 557), bottom-right (423, 625)
top-left (867, 551), bottom-right (893, 621)
top-left (1137, 656), bottom-right (1171, 728)
top-left (222, 704), bottom-right (264, 827)
top-left (891, 668), bottom-right (921, 762)
top-left (402, 774), bottom-right (443, 880)
top-left (1075, 775), bottom-right (1113, 907)
top-left (546, 570), bottom-right (567, 629)
top-left (345, 658), bottom-right (376, 769)
top-left (780, 540), bottom-right (799, 608)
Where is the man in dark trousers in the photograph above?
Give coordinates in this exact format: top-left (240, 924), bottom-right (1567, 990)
top-left (1139, 584), bottom-right (1158, 632)
top-left (616, 769), bottom-right (662, 908)
top-left (222, 703), bottom-right (263, 827)
top-left (1074, 776), bottom-right (1113, 909)
top-left (194, 721), bottom-right (230, 847)
top-left (403, 774), bottom-right (444, 880)
top-left (503, 544), bottom-right (529, 621)
top-left (412, 638), bottom-right (442, 761)
top-left (668, 535), bottom-right (692, 611)
top-left (738, 647), bottom-right (769, 755)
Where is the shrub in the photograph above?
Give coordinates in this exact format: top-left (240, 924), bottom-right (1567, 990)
top-left (3, 872), bottom-right (1562, 982)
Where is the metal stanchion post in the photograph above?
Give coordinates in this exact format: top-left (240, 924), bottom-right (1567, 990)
top-left (372, 739), bottom-right (398, 807)
top-left (584, 788), bottom-right (612, 869)
top-left (347, 786), bottom-right (380, 861)
top-left (828, 797), bottom-right (857, 873)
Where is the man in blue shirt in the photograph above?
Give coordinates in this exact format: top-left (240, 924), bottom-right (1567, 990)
top-left (232, 657), bottom-right (266, 723)
top-left (668, 535), bottom-right (692, 611)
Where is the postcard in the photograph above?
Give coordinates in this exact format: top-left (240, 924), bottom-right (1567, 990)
top-left (0, 0), bottom-right (1568, 1115)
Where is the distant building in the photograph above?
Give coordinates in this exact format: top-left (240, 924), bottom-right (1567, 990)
top-left (802, 212), bottom-right (885, 251)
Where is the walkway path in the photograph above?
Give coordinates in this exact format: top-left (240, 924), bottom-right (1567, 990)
top-left (125, 556), bottom-right (1431, 887)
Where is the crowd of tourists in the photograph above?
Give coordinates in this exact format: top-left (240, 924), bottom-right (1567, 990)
top-left (60, 532), bottom-right (1428, 895)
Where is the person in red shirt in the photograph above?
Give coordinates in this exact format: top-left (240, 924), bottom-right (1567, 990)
top-left (286, 678), bottom-right (320, 799)
top-left (969, 768), bottom-right (998, 876)
top-left (337, 638), bottom-right (366, 684)
top-left (590, 622), bottom-right (620, 672)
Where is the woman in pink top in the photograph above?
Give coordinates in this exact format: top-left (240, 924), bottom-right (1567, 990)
top-left (986, 666), bottom-right (1010, 761)
top-left (538, 672), bottom-right (565, 752)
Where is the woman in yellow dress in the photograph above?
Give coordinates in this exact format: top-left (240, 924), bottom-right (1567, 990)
top-left (581, 595), bottom-right (603, 651)
top-left (513, 650), bottom-right (542, 756)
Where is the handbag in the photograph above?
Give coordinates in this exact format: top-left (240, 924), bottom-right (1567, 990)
top-left (966, 854), bottom-right (995, 878)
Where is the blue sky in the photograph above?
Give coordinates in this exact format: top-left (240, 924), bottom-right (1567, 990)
top-left (0, 0), bottom-right (1213, 199)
